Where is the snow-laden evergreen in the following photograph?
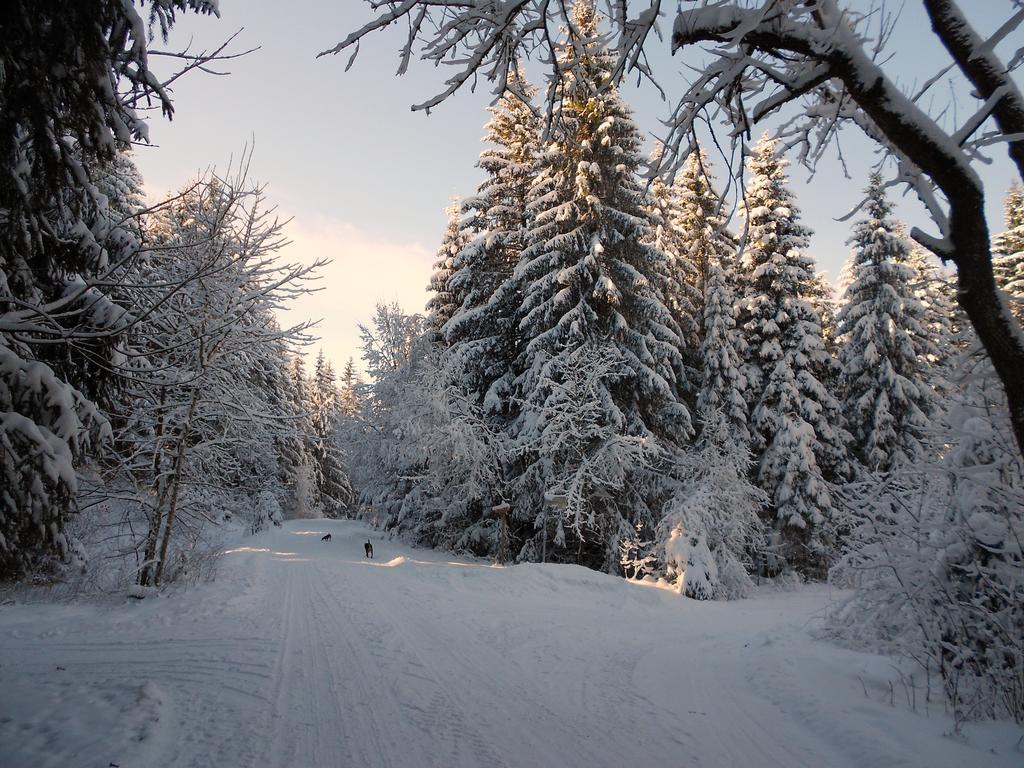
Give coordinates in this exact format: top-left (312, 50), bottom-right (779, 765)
top-left (444, 68), bottom-right (541, 408)
top-left (280, 355), bottom-right (322, 518)
top-left (496, 0), bottom-right (692, 569)
top-left (645, 146), bottom-right (702, 356)
top-left (696, 262), bottom-right (749, 446)
top-left (993, 183), bottom-right (1024, 323)
top-left (426, 200), bottom-right (468, 341)
top-left (993, 182), bottom-right (1024, 257)
top-left (338, 357), bottom-right (364, 418)
top-left (906, 245), bottom-right (959, 401)
top-left (836, 174), bottom-right (934, 473)
top-left (670, 150), bottom-right (736, 305)
top-left (309, 351), bottom-right (354, 518)
top-left (808, 271), bottom-right (840, 360)
top-left (525, 343), bottom-right (662, 566)
top-left (658, 408), bottom-right (767, 600)
top-left (736, 134), bottom-right (848, 575)
top-left (0, 347), bottom-right (110, 578)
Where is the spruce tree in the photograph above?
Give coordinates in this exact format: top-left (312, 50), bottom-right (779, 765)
top-left (993, 182), bottom-right (1024, 256)
top-left (993, 183), bottom-right (1024, 323)
top-left (338, 357), bottom-right (364, 418)
top-left (696, 262), bottom-right (749, 445)
top-left (93, 148), bottom-right (146, 237)
top-left (670, 149), bottom-right (736, 309)
top-left (500, 0), bottom-right (693, 569)
top-left (646, 146), bottom-right (701, 355)
top-left (808, 271), bottom-right (840, 356)
top-left (445, 67), bottom-right (541, 408)
top-left (283, 355), bottom-right (320, 517)
top-left (737, 134), bottom-right (848, 574)
top-left (907, 245), bottom-right (962, 402)
top-left (310, 351), bottom-right (354, 518)
top-left (837, 174), bottom-right (934, 473)
top-left (425, 200), bottom-right (468, 341)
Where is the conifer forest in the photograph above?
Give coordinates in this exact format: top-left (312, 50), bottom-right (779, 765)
top-left (1, 2), bottom-right (1023, 766)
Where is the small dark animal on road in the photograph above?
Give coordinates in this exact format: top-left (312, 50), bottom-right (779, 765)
top-left (364, 540), bottom-right (373, 558)
top-left (321, 533), bottom-right (332, 542)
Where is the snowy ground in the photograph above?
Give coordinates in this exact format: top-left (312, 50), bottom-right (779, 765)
top-left (1, 519), bottom-right (1021, 768)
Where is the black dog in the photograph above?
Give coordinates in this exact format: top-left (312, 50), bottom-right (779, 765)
top-left (364, 540), bottom-right (373, 558)
top-left (321, 533), bottom-right (332, 542)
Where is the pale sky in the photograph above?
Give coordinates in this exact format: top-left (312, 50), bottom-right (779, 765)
top-left (134, 1), bottom-right (1020, 372)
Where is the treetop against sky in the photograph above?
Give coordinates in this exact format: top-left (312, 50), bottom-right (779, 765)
top-left (133, 0), bottom-right (1020, 371)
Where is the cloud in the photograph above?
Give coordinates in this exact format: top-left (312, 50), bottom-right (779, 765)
top-left (274, 213), bottom-right (434, 370)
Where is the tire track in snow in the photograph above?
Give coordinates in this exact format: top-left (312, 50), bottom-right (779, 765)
top-left (378, 573), bottom-right (645, 768)
top-left (304, 564), bottom-right (421, 768)
top-left (311, 560), bottom-right (509, 768)
top-left (259, 563), bottom-right (301, 768)
top-left (293, 566), bottom-right (351, 766)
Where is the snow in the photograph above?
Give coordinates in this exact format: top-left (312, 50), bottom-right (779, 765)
top-left (1, 519), bottom-right (1021, 768)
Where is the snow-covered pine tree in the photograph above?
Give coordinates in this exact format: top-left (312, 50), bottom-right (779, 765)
top-left (338, 357), bottom-right (364, 418)
top-left (92, 147), bottom-right (146, 240)
top-left (246, 339), bottom-right (306, 518)
top-left (906, 244), bottom-right (959, 401)
top-left (0, 349), bottom-right (109, 578)
top-left (425, 200), bottom-right (468, 343)
top-left (645, 145), bottom-right (701, 356)
top-left (309, 351), bottom-right (354, 518)
top-left (283, 355), bottom-right (321, 518)
top-left (0, 146), bottom-right (147, 579)
top-left (499, 0), bottom-right (693, 570)
top-left (696, 262), bottom-right (749, 445)
top-left (993, 182), bottom-right (1024, 257)
top-left (737, 133), bottom-right (848, 575)
top-left (808, 271), bottom-right (840, 358)
top-left (445, 67), bottom-right (541, 410)
top-left (837, 174), bottom-right (934, 473)
top-left (670, 149), bottom-right (736, 314)
top-left (993, 183), bottom-right (1024, 323)
top-left (526, 343), bottom-right (662, 567)
top-left (26, 146), bottom-right (146, 421)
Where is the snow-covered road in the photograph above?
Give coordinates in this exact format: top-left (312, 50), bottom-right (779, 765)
top-left (1, 519), bottom-right (1020, 768)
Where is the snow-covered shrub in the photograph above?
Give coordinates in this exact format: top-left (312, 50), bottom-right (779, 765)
top-left (664, 525), bottom-right (717, 600)
top-left (657, 408), bottom-right (767, 600)
top-left (251, 491), bottom-right (283, 534)
top-left (830, 376), bottom-right (1024, 723)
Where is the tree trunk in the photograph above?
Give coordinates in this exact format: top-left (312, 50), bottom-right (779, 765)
top-left (138, 387), bottom-right (169, 587)
top-left (138, 503), bottom-right (163, 587)
top-left (154, 388), bottom-right (199, 587)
